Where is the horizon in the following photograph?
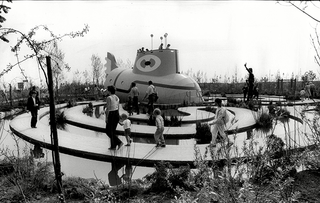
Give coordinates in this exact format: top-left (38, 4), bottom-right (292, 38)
top-left (1, 1), bottom-right (320, 90)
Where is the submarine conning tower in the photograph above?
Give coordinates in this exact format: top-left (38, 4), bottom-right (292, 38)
top-left (133, 49), bottom-right (180, 77)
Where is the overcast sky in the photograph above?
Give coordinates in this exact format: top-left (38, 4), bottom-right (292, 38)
top-left (1, 1), bottom-right (320, 88)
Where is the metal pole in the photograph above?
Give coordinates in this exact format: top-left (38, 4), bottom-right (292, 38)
top-left (151, 34), bottom-right (153, 50)
top-left (46, 56), bottom-right (65, 202)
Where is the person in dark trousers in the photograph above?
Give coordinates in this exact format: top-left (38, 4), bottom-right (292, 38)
top-left (27, 90), bottom-right (40, 128)
top-left (244, 63), bottom-right (255, 101)
top-left (143, 81), bottom-right (156, 115)
top-left (129, 82), bottom-right (140, 115)
top-left (104, 85), bottom-right (123, 150)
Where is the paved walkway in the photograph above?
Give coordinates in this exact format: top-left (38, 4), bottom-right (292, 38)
top-left (9, 100), bottom-right (315, 167)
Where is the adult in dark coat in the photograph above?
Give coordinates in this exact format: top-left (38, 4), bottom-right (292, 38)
top-left (27, 90), bottom-right (40, 128)
top-left (244, 63), bottom-right (255, 101)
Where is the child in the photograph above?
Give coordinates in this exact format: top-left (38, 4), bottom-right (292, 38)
top-left (153, 108), bottom-right (165, 147)
top-left (119, 113), bottom-right (132, 146)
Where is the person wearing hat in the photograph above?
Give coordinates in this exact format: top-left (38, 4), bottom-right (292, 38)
top-left (27, 90), bottom-right (40, 128)
top-left (209, 98), bottom-right (231, 147)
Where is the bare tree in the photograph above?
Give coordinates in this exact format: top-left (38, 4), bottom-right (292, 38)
top-left (47, 42), bottom-right (69, 99)
top-left (286, 2), bottom-right (320, 70)
top-left (83, 69), bottom-right (91, 85)
top-left (73, 69), bottom-right (82, 84)
top-left (91, 54), bottom-right (103, 85)
top-left (0, 1), bottom-right (89, 202)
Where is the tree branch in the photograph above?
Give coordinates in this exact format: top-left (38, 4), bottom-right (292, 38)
top-left (289, 1), bottom-right (320, 23)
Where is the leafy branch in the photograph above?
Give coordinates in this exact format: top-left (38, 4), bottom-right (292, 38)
top-left (0, 24), bottom-right (89, 85)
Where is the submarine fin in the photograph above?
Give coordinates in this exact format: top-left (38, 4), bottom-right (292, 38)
top-left (105, 52), bottom-right (118, 72)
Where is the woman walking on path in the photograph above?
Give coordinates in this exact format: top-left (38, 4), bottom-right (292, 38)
top-left (104, 85), bottom-right (123, 150)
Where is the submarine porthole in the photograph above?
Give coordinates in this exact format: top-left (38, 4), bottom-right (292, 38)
top-left (145, 61), bottom-right (151, 66)
top-left (121, 81), bottom-right (124, 84)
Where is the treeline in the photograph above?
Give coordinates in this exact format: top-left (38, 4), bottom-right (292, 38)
top-left (199, 80), bottom-right (320, 97)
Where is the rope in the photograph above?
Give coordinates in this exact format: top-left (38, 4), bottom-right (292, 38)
top-left (131, 146), bottom-right (158, 175)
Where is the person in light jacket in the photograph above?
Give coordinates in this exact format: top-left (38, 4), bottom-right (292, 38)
top-left (209, 98), bottom-right (231, 147)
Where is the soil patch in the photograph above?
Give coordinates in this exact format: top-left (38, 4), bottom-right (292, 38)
top-left (294, 170), bottom-right (320, 203)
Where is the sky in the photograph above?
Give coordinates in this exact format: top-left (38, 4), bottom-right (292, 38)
top-left (1, 1), bottom-right (320, 89)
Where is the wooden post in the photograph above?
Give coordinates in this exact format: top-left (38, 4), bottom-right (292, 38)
top-left (46, 56), bottom-right (65, 202)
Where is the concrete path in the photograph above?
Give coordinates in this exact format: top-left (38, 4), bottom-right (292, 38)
top-left (10, 100), bottom-right (315, 167)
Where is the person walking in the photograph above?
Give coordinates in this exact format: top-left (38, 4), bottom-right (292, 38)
top-left (129, 82), bottom-right (140, 115)
top-left (104, 85), bottom-right (123, 150)
top-left (153, 108), bottom-right (165, 147)
top-left (119, 113), bottom-right (133, 146)
top-left (244, 63), bottom-right (254, 101)
top-left (143, 81), bottom-right (156, 115)
top-left (209, 98), bottom-right (231, 147)
top-left (27, 90), bottom-right (40, 128)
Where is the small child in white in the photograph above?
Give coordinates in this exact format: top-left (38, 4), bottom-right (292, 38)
top-left (119, 113), bottom-right (132, 146)
top-left (153, 108), bottom-right (165, 147)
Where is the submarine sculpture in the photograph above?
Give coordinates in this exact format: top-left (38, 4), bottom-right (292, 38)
top-left (104, 44), bottom-right (204, 104)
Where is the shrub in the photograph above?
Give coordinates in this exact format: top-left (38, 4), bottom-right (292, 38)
top-left (55, 110), bottom-right (67, 130)
top-left (255, 112), bottom-right (273, 134)
top-left (194, 122), bottom-right (211, 144)
top-left (66, 100), bottom-right (77, 108)
top-left (300, 149), bottom-right (320, 171)
top-left (276, 108), bottom-right (290, 123)
top-left (145, 162), bottom-right (194, 195)
top-left (82, 103), bottom-right (93, 117)
top-left (0, 152), bottom-right (54, 202)
top-left (145, 161), bottom-right (171, 193)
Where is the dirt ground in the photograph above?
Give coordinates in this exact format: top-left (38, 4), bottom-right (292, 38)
top-left (294, 170), bottom-right (320, 203)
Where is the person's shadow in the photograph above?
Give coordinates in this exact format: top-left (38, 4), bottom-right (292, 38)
top-left (108, 162), bottom-right (123, 186)
top-left (108, 162), bottom-right (133, 186)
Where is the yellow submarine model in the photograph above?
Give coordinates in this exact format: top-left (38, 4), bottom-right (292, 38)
top-left (104, 40), bottom-right (203, 104)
